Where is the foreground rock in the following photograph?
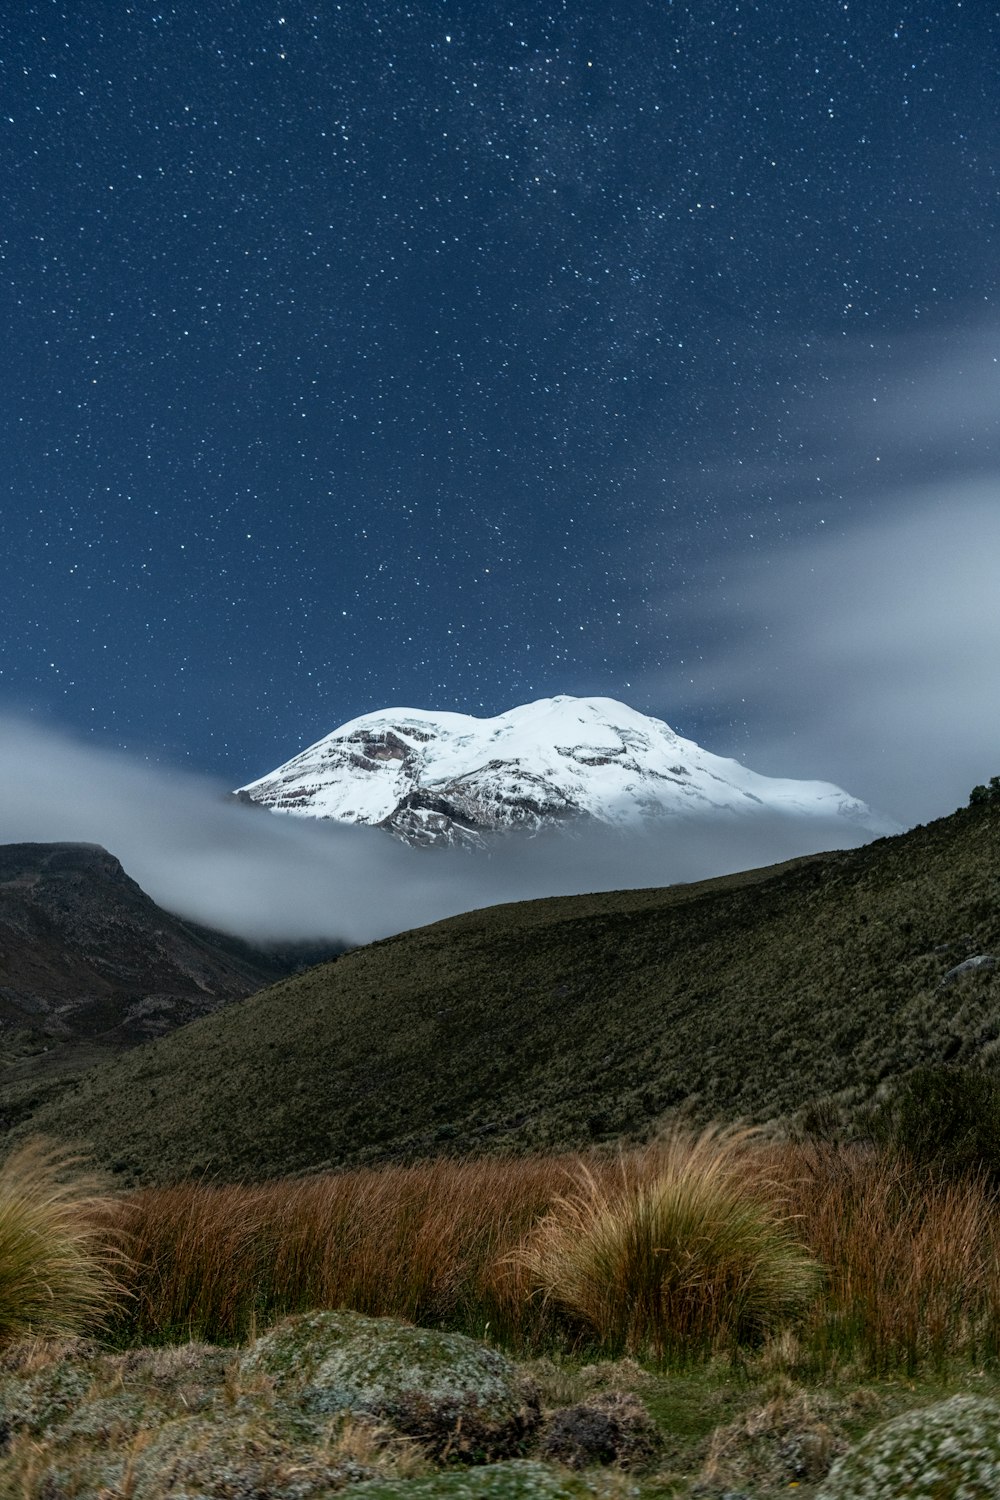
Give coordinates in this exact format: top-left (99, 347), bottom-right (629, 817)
top-left (0, 1317), bottom-right (570, 1498)
top-left (816, 1394), bottom-right (1000, 1498)
top-left (240, 1309), bottom-right (541, 1461)
top-left (3, 1319), bottom-right (999, 1497)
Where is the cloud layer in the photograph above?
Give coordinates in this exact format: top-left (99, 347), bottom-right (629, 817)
top-left (0, 715), bottom-right (879, 945)
top-left (641, 326), bottom-right (1000, 827)
top-left (669, 480), bottom-right (1000, 826)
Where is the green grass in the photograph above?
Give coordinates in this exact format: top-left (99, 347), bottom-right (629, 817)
top-left (10, 802), bottom-right (1000, 1185)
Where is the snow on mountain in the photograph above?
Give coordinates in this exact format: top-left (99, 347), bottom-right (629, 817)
top-left (235, 695), bottom-right (895, 848)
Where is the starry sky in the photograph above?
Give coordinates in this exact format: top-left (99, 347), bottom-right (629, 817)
top-left (3, 0), bottom-right (999, 823)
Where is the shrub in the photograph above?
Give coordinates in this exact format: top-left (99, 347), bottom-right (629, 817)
top-left (514, 1127), bottom-right (823, 1361)
top-left (0, 1140), bottom-right (120, 1342)
top-left (868, 1065), bottom-right (1000, 1187)
top-left (968, 775), bottom-right (1000, 806)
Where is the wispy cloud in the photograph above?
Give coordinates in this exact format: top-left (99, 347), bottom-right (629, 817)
top-left (680, 481), bottom-right (1000, 823)
top-left (646, 327), bottom-right (1000, 825)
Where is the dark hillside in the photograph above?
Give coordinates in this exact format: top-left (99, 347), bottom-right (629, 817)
top-left (17, 804), bottom-right (1000, 1183)
top-left (0, 843), bottom-right (334, 1122)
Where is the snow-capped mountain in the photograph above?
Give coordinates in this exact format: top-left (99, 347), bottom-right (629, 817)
top-left (235, 695), bottom-right (894, 848)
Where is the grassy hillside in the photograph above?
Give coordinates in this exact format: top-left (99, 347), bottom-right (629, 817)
top-left (14, 802), bottom-right (1000, 1183)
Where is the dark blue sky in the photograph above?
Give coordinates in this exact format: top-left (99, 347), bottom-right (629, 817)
top-left (3, 0), bottom-right (998, 802)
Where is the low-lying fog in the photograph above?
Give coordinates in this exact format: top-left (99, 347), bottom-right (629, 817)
top-left (0, 716), bottom-right (894, 947)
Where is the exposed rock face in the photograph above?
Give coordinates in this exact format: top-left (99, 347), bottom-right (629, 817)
top-left (0, 842), bottom-right (317, 1069)
top-left (939, 954), bottom-right (998, 988)
top-left (236, 695), bottom-right (894, 850)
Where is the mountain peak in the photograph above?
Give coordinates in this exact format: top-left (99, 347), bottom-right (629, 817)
top-left (236, 696), bottom-right (896, 848)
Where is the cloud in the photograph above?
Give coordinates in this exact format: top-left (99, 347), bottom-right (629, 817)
top-left (0, 715), bottom-right (879, 945)
top-left (636, 325), bottom-right (1000, 828)
top-left (667, 480), bottom-right (1000, 826)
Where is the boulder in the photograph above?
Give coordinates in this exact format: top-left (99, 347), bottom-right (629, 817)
top-left (240, 1310), bottom-right (540, 1462)
top-left (816, 1394), bottom-right (1000, 1498)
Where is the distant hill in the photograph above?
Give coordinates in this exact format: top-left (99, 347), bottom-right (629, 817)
top-left (0, 842), bottom-right (339, 1126)
top-left (14, 804), bottom-right (1000, 1184)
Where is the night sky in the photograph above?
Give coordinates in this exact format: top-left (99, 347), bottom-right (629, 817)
top-left (3, 1), bottom-right (999, 823)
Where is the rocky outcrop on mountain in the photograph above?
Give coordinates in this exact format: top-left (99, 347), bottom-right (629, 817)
top-left (0, 842), bottom-right (319, 1069)
top-left (237, 695), bottom-right (895, 849)
top-left (939, 954), bottom-right (998, 988)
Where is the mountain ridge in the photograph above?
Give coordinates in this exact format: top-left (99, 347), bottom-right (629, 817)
top-left (0, 842), bottom-right (340, 1116)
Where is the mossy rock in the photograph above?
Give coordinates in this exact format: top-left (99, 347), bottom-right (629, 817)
top-left (0, 1355), bottom-right (94, 1436)
top-left (10, 1409), bottom-right (381, 1500)
top-left (0, 1336), bottom-right (405, 1500)
top-left (816, 1394), bottom-right (1000, 1498)
top-left (241, 1311), bottom-right (540, 1461)
top-left (340, 1458), bottom-right (631, 1497)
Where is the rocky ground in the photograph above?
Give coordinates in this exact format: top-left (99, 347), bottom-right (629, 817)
top-left (2, 1310), bottom-right (998, 1498)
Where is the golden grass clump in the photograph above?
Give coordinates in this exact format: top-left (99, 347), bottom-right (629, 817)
top-left (515, 1126), bottom-right (824, 1361)
top-left (101, 1136), bottom-right (1000, 1371)
top-left (0, 1139), bottom-right (121, 1343)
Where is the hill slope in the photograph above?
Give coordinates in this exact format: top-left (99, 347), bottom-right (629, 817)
top-left (0, 843), bottom-right (336, 1123)
top-left (16, 805), bottom-right (1000, 1183)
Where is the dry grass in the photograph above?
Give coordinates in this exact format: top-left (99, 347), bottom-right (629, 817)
top-left (512, 1128), bottom-right (823, 1360)
top-left (86, 1134), bottom-right (1000, 1370)
top-left (771, 1140), bottom-right (1000, 1372)
top-left (0, 1139), bottom-right (122, 1344)
top-left (112, 1154), bottom-right (569, 1346)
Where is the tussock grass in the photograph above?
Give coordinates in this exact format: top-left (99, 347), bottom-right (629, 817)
top-left (0, 1139), bottom-right (121, 1343)
top-left (83, 1132), bottom-right (1000, 1372)
top-left (113, 1156), bottom-right (569, 1346)
top-left (513, 1128), bottom-right (823, 1360)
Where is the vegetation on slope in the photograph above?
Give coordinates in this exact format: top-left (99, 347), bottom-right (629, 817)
top-left (10, 802), bottom-right (1000, 1183)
